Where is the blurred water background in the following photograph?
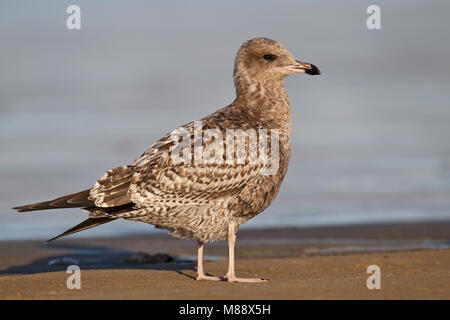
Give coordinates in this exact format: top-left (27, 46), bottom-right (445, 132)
top-left (1, 1), bottom-right (450, 240)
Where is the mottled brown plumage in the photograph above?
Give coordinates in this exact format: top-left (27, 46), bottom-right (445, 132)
top-left (13, 38), bottom-right (320, 282)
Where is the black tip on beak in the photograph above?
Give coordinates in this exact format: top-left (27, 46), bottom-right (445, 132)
top-left (305, 64), bottom-right (321, 76)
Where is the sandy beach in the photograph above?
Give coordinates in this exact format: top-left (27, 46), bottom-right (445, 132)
top-left (0, 222), bottom-right (449, 300)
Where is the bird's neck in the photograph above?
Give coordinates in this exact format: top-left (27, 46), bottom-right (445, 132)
top-left (234, 77), bottom-right (291, 122)
top-left (232, 77), bottom-right (292, 176)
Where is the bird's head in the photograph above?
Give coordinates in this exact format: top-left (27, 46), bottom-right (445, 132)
top-left (234, 37), bottom-right (320, 85)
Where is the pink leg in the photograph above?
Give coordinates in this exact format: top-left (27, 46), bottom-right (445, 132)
top-left (224, 223), bottom-right (268, 283)
top-left (196, 241), bottom-right (222, 281)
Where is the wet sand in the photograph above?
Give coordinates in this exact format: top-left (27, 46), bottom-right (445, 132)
top-left (0, 222), bottom-right (449, 299)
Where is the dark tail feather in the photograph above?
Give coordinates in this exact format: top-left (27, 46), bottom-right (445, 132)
top-left (13, 189), bottom-right (94, 212)
top-left (46, 217), bottom-right (116, 243)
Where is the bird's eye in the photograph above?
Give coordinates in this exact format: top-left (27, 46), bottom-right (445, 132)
top-left (263, 54), bottom-right (277, 61)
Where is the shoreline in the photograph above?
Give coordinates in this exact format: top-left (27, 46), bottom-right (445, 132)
top-left (0, 221), bottom-right (449, 299)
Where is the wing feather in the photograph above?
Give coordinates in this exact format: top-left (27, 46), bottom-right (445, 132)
top-left (90, 165), bottom-right (134, 207)
top-left (90, 117), bottom-right (272, 213)
top-left (128, 121), bottom-right (266, 207)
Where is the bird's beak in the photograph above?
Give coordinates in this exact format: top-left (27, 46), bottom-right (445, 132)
top-left (286, 60), bottom-right (321, 75)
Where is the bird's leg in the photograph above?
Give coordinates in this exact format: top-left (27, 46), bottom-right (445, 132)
top-left (195, 241), bottom-right (222, 281)
top-left (224, 223), bottom-right (268, 283)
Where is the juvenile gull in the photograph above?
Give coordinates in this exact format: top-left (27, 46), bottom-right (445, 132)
top-left (13, 38), bottom-right (320, 282)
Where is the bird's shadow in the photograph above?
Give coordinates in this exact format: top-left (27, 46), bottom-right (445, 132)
top-left (0, 242), bottom-right (199, 280)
